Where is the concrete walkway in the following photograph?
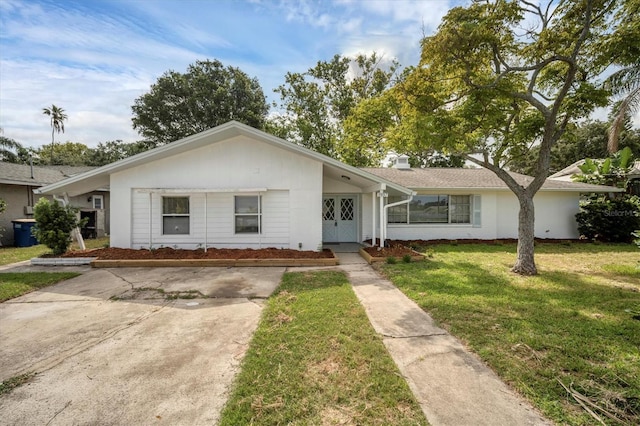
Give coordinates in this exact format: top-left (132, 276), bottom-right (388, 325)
top-left (333, 252), bottom-right (551, 426)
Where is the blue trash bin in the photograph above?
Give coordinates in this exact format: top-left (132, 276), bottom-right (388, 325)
top-left (12, 219), bottom-right (38, 247)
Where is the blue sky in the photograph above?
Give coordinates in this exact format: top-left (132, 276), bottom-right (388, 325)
top-left (1, 0), bottom-right (459, 148)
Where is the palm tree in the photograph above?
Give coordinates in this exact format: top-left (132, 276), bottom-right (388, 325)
top-left (606, 63), bottom-right (640, 153)
top-left (42, 104), bottom-right (68, 163)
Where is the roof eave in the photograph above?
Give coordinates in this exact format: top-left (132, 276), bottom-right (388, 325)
top-left (36, 121), bottom-right (413, 196)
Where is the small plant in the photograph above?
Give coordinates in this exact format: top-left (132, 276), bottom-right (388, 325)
top-left (402, 254), bottom-right (412, 263)
top-left (0, 198), bottom-right (6, 241)
top-left (425, 248), bottom-right (435, 258)
top-left (33, 198), bottom-right (85, 256)
top-left (386, 256), bottom-right (397, 264)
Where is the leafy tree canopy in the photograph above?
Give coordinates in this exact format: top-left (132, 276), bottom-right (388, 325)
top-left (0, 134), bottom-right (23, 163)
top-left (132, 59), bottom-right (269, 146)
top-left (32, 142), bottom-right (91, 166)
top-left (510, 119), bottom-right (640, 176)
top-left (348, 0), bottom-right (626, 275)
top-left (85, 140), bottom-right (154, 166)
top-left (272, 53), bottom-right (398, 166)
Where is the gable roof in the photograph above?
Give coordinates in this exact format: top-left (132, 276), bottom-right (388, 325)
top-left (362, 167), bottom-right (621, 192)
top-left (0, 162), bottom-right (95, 186)
top-left (35, 121), bottom-right (412, 197)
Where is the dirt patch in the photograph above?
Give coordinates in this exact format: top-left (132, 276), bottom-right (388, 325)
top-left (62, 247), bottom-right (334, 260)
top-left (361, 244), bottom-right (418, 258)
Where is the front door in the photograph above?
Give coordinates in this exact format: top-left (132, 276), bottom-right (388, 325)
top-left (322, 196), bottom-right (357, 243)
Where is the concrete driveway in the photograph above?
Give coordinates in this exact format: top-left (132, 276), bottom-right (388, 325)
top-left (0, 266), bottom-right (284, 425)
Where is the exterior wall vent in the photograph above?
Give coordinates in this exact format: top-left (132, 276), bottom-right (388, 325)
top-left (24, 206), bottom-right (34, 215)
top-left (394, 154), bottom-right (410, 169)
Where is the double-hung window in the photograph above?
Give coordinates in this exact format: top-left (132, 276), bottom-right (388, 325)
top-left (235, 195), bottom-right (261, 234)
top-left (162, 197), bottom-right (190, 235)
top-left (388, 195), bottom-right (472, 224)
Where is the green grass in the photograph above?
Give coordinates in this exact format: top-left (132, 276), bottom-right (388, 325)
top-left (382, 243), bottom-right (640, 426)
top-left (0, 272), bottom-right (80, 302)
top-left (0, 244), bottom-right (50, 265)
top-left (220, 271), bottom-right (428, 425)
top-left (0, 237), bottom-right (109, 266)
top-left (0, 373), bottom-right (34, 396)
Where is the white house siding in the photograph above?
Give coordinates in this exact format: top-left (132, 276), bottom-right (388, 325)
top-left (130, 190), bottom-right (289, 249)
top-left (380, 191), bottom-right (499, 241)
top-left (368, 189), bottom-right (580, 241)
top-left (110, 135), bottom-right (323, 250)
top-left (496, 191), bottom-right (580, 239)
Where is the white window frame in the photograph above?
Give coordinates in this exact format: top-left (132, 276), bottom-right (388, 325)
top-left (388, 194), bottom-right (473, 225)
top-left (234, 195), bottom-right (262, 234)
top-left (162, 196), bottom-right (190, 235)
top-left (92, 195), bottom-right (104, 210)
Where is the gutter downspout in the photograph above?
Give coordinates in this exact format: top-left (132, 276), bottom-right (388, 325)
top-left (53, 193), bottom-right (86, 250)
top-left (381, 192), bottom-right (415, 248)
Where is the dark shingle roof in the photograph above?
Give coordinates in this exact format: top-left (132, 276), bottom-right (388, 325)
top-left (361, 167), bottom-right (620, 192)
top-left (0, 162), bottom-right (96, 186)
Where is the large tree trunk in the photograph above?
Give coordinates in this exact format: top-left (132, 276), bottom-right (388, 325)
top-left (512, 195), bottom-right (537, 275)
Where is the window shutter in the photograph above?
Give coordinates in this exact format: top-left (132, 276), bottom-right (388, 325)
top-left (472, 195), bottom-right (481, 228)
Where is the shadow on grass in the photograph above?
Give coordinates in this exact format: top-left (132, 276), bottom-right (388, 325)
top-left (383, 259), bottom-right (640, 425)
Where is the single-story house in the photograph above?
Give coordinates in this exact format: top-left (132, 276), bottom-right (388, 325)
top-left (34, 121), bottom-right (617, 250)
top-left (0, 162), bottom-right (110, 246)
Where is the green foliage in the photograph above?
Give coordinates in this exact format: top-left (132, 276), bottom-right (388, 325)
top-left (85, 140), bottom-right (153, 166)
top-left (402, 254), bottom-right (412, 263)
top-left (509, 120), bottom-right (640, 176)
top-left (0, 134), bottom-right (23, 163)
top-left (220, 271), bottom-right (427, 425)
top-left (42, 104), bottom-right (68, 163)
top-left (132, 59), bottom-right (268, 146)
top-left (273, 53), bottom-right (398, 166)
top-left (0, 197), bottom-right (5, 239)
top-left (386, 256), bottom-right (397, 264)
top-left (33, 198), bottom-right (83, 255)
top-left (361, 0), bottom-right (619, 275)
top-left (32, 141), bottom-right (90, 166)
top-left (383, 243), bottom-right (640, 425)
top-left (0, 373), bottom-right (34, 396)
top-left (576, 197), bottom-right (640, 242)
top-left (0, 272), bottom-right (80, 302)
top-left (573, 147), bottom-right (635, 188)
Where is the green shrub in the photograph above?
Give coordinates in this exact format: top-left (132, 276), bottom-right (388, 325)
top-left (402, 254), bottom-right (412, 263)
top-left (386, 256), bottom-right (397, 264)
top-left (33, 198), bottom-right (84, 255)
top-left (576, 197), bottom-right (640, 243)
top-left (0, 198), bottom-right (5, 240)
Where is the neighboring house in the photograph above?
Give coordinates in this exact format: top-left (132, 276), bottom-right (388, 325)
top-left (0, 162), bottom-right (109, 246)
top-left (549, 159), bottom-right (640, 195)
top-left (35, 121), bottom-right (618, 250)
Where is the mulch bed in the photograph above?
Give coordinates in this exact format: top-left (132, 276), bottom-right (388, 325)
top-left (61, 247), bottom-right (335, 260)
top-left (361, 243), bottom-right (418, 258)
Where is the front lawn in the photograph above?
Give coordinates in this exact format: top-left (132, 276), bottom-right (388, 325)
top-left (219, 271), bottom-right (428, 425)
top-left (382, 243), bottom-right (640, 426)
top-left (0, 272), bottom-right (81, 302)
top-left (0, 237), bottom-right (109, 266)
